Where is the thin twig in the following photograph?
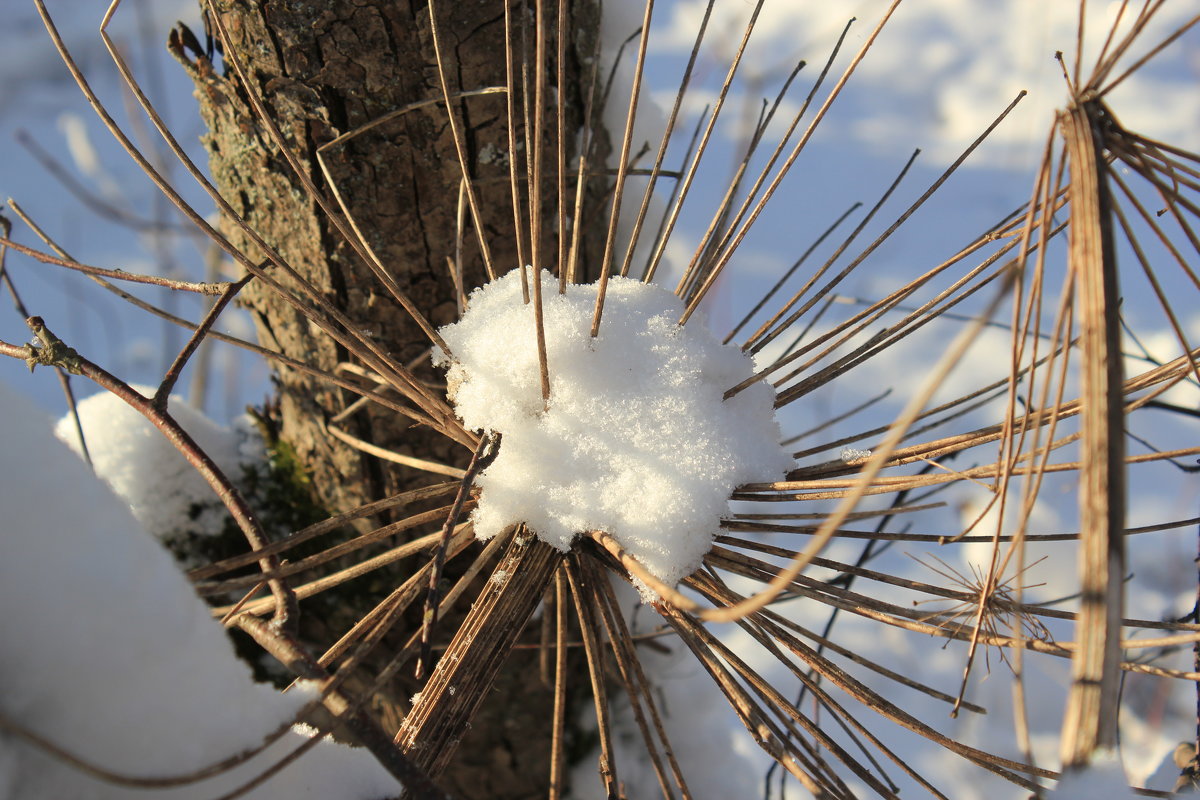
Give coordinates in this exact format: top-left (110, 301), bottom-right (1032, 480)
top-left (5, 317), bottom-right (298, 632)
top-left (0, 236), bottom-right (228, 294)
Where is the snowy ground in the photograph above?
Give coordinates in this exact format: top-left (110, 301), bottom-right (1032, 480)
top-left (0, 383), bottom-right (405, 799)
top-left (2, 1), bottom-right (1198, 798)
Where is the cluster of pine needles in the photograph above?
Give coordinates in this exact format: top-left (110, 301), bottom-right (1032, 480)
top-left (2, 0), bottom-right (1200, 798)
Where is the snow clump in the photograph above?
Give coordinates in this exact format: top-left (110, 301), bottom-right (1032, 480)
top-left (433, 268), bottom-right (793, 592)
top-left (54, 386), bottom-right (264, 550)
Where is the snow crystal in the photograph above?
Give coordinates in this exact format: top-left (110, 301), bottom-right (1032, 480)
top-left (434, 268), bottom-right (792, 591)
top-left (840, 447), bottom-right (873, 463)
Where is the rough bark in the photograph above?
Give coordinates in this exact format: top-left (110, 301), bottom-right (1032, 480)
top-left (187, 0), bottom-right (601, 511)
top-left (176, 1), bottom-right (606, 796)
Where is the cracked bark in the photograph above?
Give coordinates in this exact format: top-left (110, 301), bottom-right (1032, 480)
top-left (178, 1), bottom-right (607, 797)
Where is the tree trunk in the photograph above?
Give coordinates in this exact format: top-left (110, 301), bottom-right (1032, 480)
top-left (177, 1), bottom-right (606, 796)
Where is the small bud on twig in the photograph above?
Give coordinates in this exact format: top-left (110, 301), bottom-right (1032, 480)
top-left (23, 316), bottom-right (83, 375)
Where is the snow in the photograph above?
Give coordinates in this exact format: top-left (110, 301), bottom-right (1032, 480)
top-left (434, 268), bottom-right (793, 590)
top-left (0, 381), bottom-right (403, 799)
top-left (840, 446), bottom-right (872, 463)
top-left (1046, 750), bottom-right (1140, 799)
top-left (658, 0), bottom-right (1200, 169)
top-left (53, 385), bottom-right (263, 547)
top-left (2, 2), bottom-right (1197, 799)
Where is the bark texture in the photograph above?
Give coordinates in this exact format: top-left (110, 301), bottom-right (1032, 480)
top-left (176, 1), bottom-right (606, 796)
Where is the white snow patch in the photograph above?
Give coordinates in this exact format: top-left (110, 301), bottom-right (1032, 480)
top-left (1046, 750), bottom-right (1140, 799)
top-left (0, 381), bottom-right (402, 799)
top-left (434, 269), bottom-right (792, 591)
top-left (53, 385), bottom-right (263, 545)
